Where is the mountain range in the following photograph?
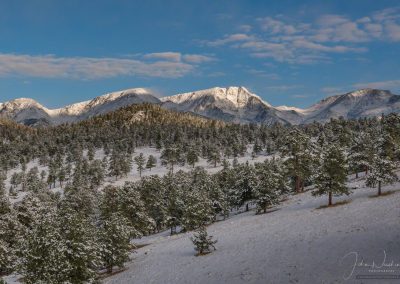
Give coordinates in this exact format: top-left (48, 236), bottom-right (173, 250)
top-left (1, 86), bottom-right (399, 126)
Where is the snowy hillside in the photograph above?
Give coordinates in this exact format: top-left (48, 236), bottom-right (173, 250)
top-left (104, 175), bottom-right (400, 284)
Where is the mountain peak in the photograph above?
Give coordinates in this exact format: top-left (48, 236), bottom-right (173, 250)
top-left (343, 88), bottom-right (393, 98)
top-left (95, 88), bottom-right (153, 103)
top-left (162, 86), bottom-right (271, 108)
top-left (2, 98), bottom-right (45, 110)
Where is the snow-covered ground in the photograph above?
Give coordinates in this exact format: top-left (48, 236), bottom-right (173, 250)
top-left (4, 147), bottom-right (400, 284)
top-left (104, 176), bottom-right (400, 284)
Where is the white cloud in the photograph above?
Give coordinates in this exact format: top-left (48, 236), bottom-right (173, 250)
top-left (257, 17), bottom-right (297, 35)
top-left (205, 33), bottom-right (253, 46)
top-left (143, 52), bottom-right (182, 62)
top-left (353, 79), bottom-right (400, 90)
top-left (385, 21), bottom-right (400, 41)
top-left (182, 54), bottom-right (215, 63)
top-left (292, 40), bottom-right (367, 53)
top-left (0, 53), bottom-right (210, 79)
top-left (364, 23), bottom-right (383, 38)
top-left (238, 24), bottom-right (252, 32)
top-left (204, 7), bottom-right (400, 64)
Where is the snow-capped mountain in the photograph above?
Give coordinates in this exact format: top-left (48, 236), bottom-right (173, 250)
top-left (300, 89), bottom-right (400, 124)
top-left (1, 87), bottom-right (400, 126)
top-left (162, 87), bottom-right (400, 125)
top-left (161, 86), bottom-right (295, 125)
top-left (0, 88), bottom-right (161, 126)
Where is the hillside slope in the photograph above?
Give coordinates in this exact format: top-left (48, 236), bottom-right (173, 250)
top-left (105, 177), bottom-right (400, 284)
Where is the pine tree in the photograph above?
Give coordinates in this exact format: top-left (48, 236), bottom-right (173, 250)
top-left (134, 153), bottom-right (146, 177)
top-left (99, 213), bottom-right (133, 273)
top-left (161, 146), bottom-right (181, 173)
top-left (231, 162), bottom-right (257, 211)
top-left (252, 141), bottom-right (262, 158)
top-left (120, 183), bottom-right (155, 236)
top-left (254, 160), bottom-right (282, 214)
top-left (181, 187), bottom-right (213, 231)
top-left (164, 172), bottom-right (185, 235)
top-left (0, 238), bottom-right (12, 274)
top-left (137, 176), bottom-right (167, 232)
top-left (313, 144), bottom-right (349, 206)
top-left (281, 128), bottom-right (315, 193)
top-left (348, 132), bottom-right (372, 178)
top-left (207, 147), bottom-right (221, 167)
top-left (0, 211), bottom-right (22, 275)
top-left (88, 159), bottom-right (105, 189)
top-left (0, 171), bottom-right (10, 215)
top-left (146, 155), bottom-right (157, 171)
top-left (190, 226), bottom-right (217, 256)
top-left (186, 148), bottom-right (199, 168)
top-left (366, 153), bottom-right (398, 196)
top-left (58, 208), bottom-right (101, 283)
top-left (18, 208), bottom-right (70, 284)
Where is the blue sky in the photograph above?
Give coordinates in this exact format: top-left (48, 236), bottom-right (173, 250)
top-left (1, 0), bottom-right (400, 108)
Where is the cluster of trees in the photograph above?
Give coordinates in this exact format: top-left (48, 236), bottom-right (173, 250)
top-left (0, 159), bottom-right (290, 282)
top-left (1, 104), bottom-right (400, 282)
top-left (0, 175), bottom-right (133, 283)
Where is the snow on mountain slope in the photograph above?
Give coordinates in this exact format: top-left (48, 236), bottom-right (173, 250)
top-left (104, 177), bottom-right (400, 284)
top-left (0, 98), bottom-right (53, 126)
top-left (161, 86), bottom-right (297, 125)
top-left (2, 87), bottom-right (400, 126)
top-left (302, 89), bottom-right (400, 124)
top-left (162, 87), bottom-right (400, 125)
top-left (0, 88), bottom-right (161, 126)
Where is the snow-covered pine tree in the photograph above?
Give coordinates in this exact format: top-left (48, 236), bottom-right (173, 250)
top-left (58, 207), bottom-right (101, 283)
top-left (146, 155), bottom-right (157, 171)
top-left (137, 176), bottom-right (167, 232)
top-left (348, 131), bottom-right (373, 178)
top-left (0, 238), bottom-right (12, 275)
top-left (18, 208), bottom-right (70, 284)
top-left (231, 162), bottom-right (257, 211)
top-left (186, 148), bottom-right (199, 168)
top-left (0, 209), bottom-right (23, 275)
top-left (207, 146), bottom-right (221, 167)
top-left (108, 149), bottom-right (124, 180)
top-left (120, 183), bottom-right (155, 236)
top-left (88, 159), bottom-right (106, 189)
top-left (134, 153), bottom-right (146, 177)
top-left (181, 187), bottom-right (214, 231)
top-left (281, 128), bottom-right (314, 193)
top-left (313, 144), bottom-right (349, 206)
top-left (190, 226), bottom-right (217, 256)
top-left (161, 146), bottom-right (180, 173)
top-left (366, 135), bottom-right (398, 196)
top-left (98, 213), bottom-right (133, 274)
top-left (0, 171), bottom-right (10, 215)
top-left (164, 172), bottom-right (185, 235)
top-left (366, 153), bottom-right (398, 195)
top-left (254, 160), bottom-right (282, 214)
